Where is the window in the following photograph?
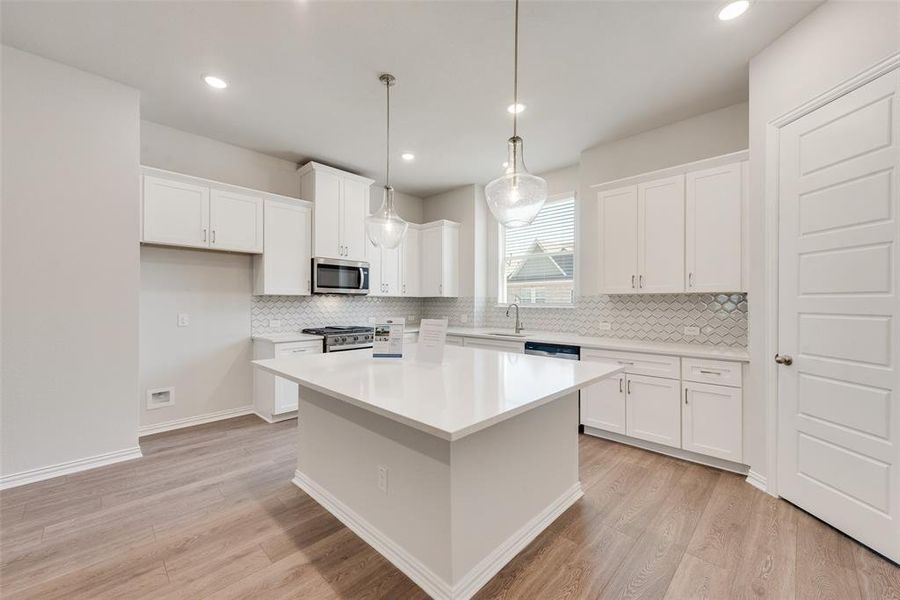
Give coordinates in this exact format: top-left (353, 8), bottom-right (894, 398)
top-left (499, 194), bottom-right (575, 306)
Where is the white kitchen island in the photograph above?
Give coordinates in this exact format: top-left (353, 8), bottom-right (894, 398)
top-left (253, 344), bottom-right (621, 600)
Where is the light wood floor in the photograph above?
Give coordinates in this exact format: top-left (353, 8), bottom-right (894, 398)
top-left (1, 415), bottom-right (898, 599)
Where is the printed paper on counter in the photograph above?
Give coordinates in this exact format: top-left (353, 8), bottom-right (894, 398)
top-left (373, 318), bottom-right (405, 358)
top-left (416, 318), bottom-right (448, 364)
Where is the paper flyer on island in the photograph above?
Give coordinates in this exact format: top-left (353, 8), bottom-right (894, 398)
top-left (416, 318), bottom-right (448, 363)
top-left (373, 318), bottom-right (405, 358)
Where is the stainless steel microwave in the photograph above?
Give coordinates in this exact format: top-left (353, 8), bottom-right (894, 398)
top-left (312, 257), bottom-right (369, 294)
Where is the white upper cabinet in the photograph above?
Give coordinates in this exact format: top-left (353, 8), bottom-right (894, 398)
top-left (209, 188), bottom-right (263, 253)
top-left (141, 168), bottom-right (262, 254)
top-left (299, 162), bottom-right (373, 262)
top-left (594, 152), bottom-right (747, 295)
top-left (366, 236), bottom-right (402, 297)
top-left (599, 186), bottom-right (639, 294)
top-left (401, 227), bottom-right (421, 297)
top-left (638, 175), bottom-right (684, 293)
top-left (685, 161), bottom-right (745, 292)
top-left (253, 198), bottom-right (312, 296)
top-left (420, 220), bottom-right (460, 297)
top-left (142, 174), bottom-right (210, 249)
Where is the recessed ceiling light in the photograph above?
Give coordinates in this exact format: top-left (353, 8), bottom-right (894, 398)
top-left (401, 152), bottom-right (415, 161)
top-left (203, 75), bottom-right (228, 89)
top-left (507, 103), bottom-right (526, 114)
top-left (717, 0), bottom-right (749, 21)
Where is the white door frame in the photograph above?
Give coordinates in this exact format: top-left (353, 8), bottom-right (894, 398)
top-left (764, 51), bottom-right (900, 497)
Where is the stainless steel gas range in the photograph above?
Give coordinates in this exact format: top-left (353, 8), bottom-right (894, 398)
top-left (301, 326), bottom-right (374, 353)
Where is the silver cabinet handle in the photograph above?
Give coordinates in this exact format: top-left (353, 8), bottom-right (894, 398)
top-left (685, 388), bottom-right (689, 404)
top-left (639, 274), bottom-right (644, 288)
top-left (211, 230), bottom-right (216, 243)
top-left (202, 228), bottom-right (207, 242)
top-left (617, 360), bottom-right (634, 366)
top-left (626, 379), bottom-right (631, 395)
top-left (307, 280), bottom-right (311, 293)
top-left (688, 272), bottom-right (693, 288)
top-left (631, 274), bottom-right (636, 289)
top-left (774, 354), bottom-right (793, 366)
top-left (618, 378), bottom-right (623, 393)
top-left (699, 369), bottom-right (721, 375)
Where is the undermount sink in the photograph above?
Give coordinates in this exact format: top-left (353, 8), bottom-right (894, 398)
top-left (487, 332), bottom-right (528, 338)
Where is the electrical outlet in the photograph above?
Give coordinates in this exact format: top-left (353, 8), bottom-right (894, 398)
top-left (408, 315), bottom-right (416, 323)
top-left (598, 321), bottom-right (611, 331)
top-left (177, 313), bottom-right (190, 327)
top-left (460, 313), bottom-right (469, 324)
top-left (684, 326), bottom-right (701, 336)
top-left (377, 465), bottom-right (389, 494)
top-left (267, 319), bottom-right (281, 328)
top-left (147, 387), bottom-right (174, 410)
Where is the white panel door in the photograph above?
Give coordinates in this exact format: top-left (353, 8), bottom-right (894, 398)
top-left (381, 244), bottom-right (401, 296)
top-left (341, 178), bottom-right (369, 261)
top-left (682, 381), bottom-right (742, 462)
top-left (420, 226), bottom-right (442, 296)
top-left (209, 188), bottom-right (263, 253)
top-left (777, 68), bottom-right (899, 562)
top-left (599, 186), bottom-right (639, 294)
top-left (257, 200), bottom-right (311, 295)
top-left (142, 175), bottom-right (209, 248)
top-left (313, 171), bottom-right (342, 258)
top-left (402, 228), bottom-right (421, 296)
top-left (625, 374), bottom-right (681, 448)
top-left (638, 175), bottom-right (684, 293)
top-left (580, 373), bottom-right (626, 434)
top-left (686, 162), bottom-right (743, 292)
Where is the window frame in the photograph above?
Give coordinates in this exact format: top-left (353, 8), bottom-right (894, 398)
top-left (496, 191), bottom-right (578, 308)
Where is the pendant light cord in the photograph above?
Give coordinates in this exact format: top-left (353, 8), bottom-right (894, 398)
top-left (385, 77), bottom-right (391, 188)
top-left (512, 0), bottom-right (519, 139)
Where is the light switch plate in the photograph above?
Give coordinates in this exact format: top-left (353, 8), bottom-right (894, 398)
top-left (177, 313), bottom-right (190, 327)
top-left (684, 326), bottom-right (701, 336)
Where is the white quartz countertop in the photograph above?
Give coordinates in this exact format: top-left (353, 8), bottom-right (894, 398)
top-left (252, 332), bottom-right (323, 344)
top-left (253, 345), bottom-right (622, 441)
top-left (428, 327), bottom-right (750, 362)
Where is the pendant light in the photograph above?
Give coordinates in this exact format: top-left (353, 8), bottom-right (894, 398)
top-left (484, 0), bottom-right (547, 228)
top-left (366, 73), bottom-right (408, 249)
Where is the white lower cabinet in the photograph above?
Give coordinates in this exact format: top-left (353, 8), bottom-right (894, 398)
top-left (682, 381), bottom-right (742, 462)
top-left (580, 374), bottom-right (626, 434)
top-left (625, 374), bottom-right (682, 448)
top-left (253, 339), bottom-right (322, 421)
top-left (462, 337), bottom-right (524, 353)
top-left (446, 335), bottom-right (464, 346)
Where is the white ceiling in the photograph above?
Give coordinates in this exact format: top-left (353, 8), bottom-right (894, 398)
top-left (1, 0), bottom-right (819, 197)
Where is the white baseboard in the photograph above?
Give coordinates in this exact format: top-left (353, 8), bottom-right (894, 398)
top-left (746, 469), bottom-right (773, 496)
top-left (293, 470), bottom-right (582, 600)
top-left (583, 427), bottom-right (749, 476)
top-left (139, 405), bottom-right (254, 437)
top-left (253, 410), bottom-right (297, 424)
top-left (0, 446), bottom-right (143, 490)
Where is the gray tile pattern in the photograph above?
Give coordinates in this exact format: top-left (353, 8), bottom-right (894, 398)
top-left (422, 294), bottom-right (748, 347)
top-left (253, 293), bottom-right (748, 348)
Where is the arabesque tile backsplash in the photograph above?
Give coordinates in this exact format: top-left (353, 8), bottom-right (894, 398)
top-left (253, 293), bottom-right (747, 347)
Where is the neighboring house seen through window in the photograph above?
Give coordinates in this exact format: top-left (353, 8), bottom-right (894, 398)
top-left (499, 195), bottom-right (575, 306)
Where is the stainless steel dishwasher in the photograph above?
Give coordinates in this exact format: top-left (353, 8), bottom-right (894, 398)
top-left (524, 342), bottom-right (583, 431)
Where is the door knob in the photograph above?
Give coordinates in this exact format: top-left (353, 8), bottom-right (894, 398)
top-left (774, 354), bottom-right (793, 366)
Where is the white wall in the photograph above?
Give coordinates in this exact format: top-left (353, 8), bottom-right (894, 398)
top-left (369, 184), bottom-right (424, 224)
top-left (138, 122), bottom-right (303, 431)
top-left (746, 0), bottom-right (900, 485)
top-left (141, 121), bottom-right (300, 197)
top-left (423, 185), bottom-right (486, 299)
top-left (578, 102), bottom-right (749, 294)
top-left (1, 47), bottom-right (141, 479)
top-left (140, 247), bottom-right (253, 430)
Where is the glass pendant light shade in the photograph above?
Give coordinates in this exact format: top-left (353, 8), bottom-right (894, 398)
top-left (366, 185), bottom-right (408, 249)
top-left (485, 136), bottom-right (547, 227)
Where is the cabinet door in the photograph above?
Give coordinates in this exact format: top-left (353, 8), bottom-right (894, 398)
top-left (341, 178), bottom-right (369, 261)
top-left (313, 171), bottom-right (343, 258)
top-left (256, 200), bottom-right (311, 295)
top-left (366, 240), bottom-right (384, 297)
top-left (401, 228), bottom-right (420, 296)
top-left (682, 382), bottom-right (742, 462)
top-left (274, 344), bottom-right (321, 413)
top-left (580, 373), bottom-right (626, 434)
top-left (381, 243), bottom-right (401, 296)
top-left (599, 186), bottom-right (639, 294)
top-left (638, 175), bottom-right (684, 293)
top-left (209, 188), bottom-right (263, 253)
top-left (441, 225), bottom-right (460, 297)
top-left (685, 162), bottom-right (743, 292)
top-left (462, 337), bottom-right (524, 353)
top-left (142, 175), bottom-right (210, 248)
top-left (420, 226), bottom-right (442, 296)
top-left (625, 374), bottom-right (681, 448)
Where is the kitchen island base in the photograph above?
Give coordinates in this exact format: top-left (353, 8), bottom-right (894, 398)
top-left (292, 385), bottom-right (582, 600)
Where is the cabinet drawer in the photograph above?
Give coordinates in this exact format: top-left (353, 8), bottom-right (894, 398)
top-left (682, 358), bottom-right (742, 387)
top-left (275, 341), bottom-right (323, 356)
top-left (582, 349), bottom-right (680, 379)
